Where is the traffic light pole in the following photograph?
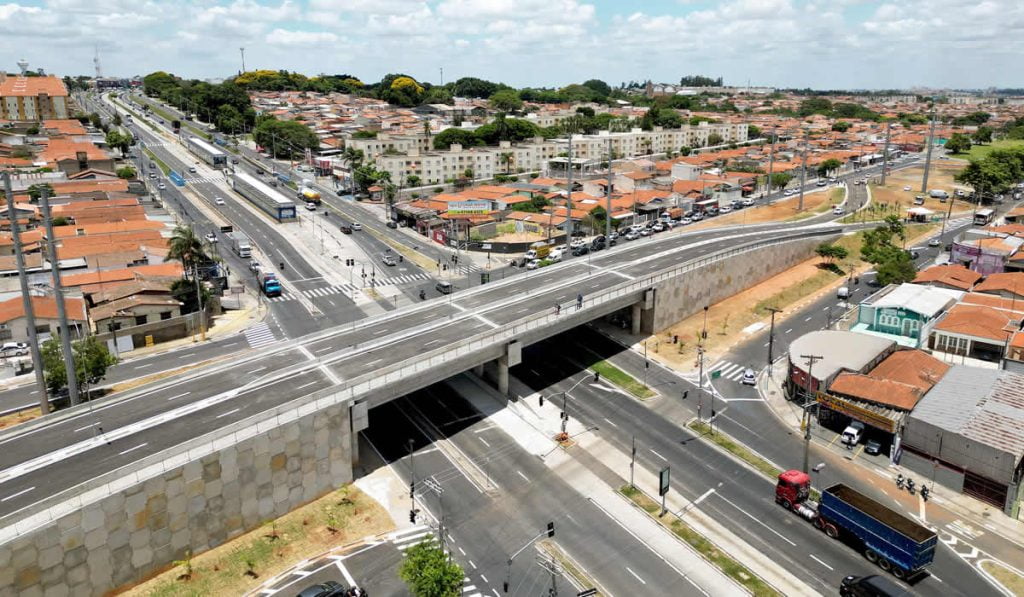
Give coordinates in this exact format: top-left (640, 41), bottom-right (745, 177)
top-left (503, 522), bottom-right (555, 594)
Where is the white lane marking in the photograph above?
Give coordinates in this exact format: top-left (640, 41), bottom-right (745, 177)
top-left (134, 363), bottom-right (153, 369)
top-left (424, 339), bottom-right (443, 347)
top-left (166, 392), bottom-right (191, 401)
top-left (314, 346), bottom-right (334, 354)
top-left (626, 567), bottom-right (646, 585)
top-left (221, 342), bottom-right (240, 348)
top-left (809, 555), bottom-right (833, 570)
top-left (178, 353), bottom-right (195, 359)
top-left (470, 560), bottom-right (477, 570)
top-left (73, 422), bottom-right (100, 433)
top-left (335, 560), bottom-right (356, 587)
top-left (216, 408), bottom-right (241, 419)
top-left (804, 316), bottom-right (812, 322)
top-left (478, 437), bottom-right (491, 448)
top-left (650, 449), bottom-right (667, 461)
top-left (118, 443), bottom-right (148, 456)
top-left (692, 488), bottom-right (716, 506)
top-left (480, 573), bottom-right (487, 582)
top-left (367, 358), bottom-right (382, 366)
top-left (0, 486), bottom-right (35, 502)
top-left (457, 546), bottom-right (466, 556)
top-left (296, 381), bottom-right (318, 390)
top-left (247, 366), bottom-right (266, 374)
top-left (516, 470), bottom-right (529, 482)
top-left (603, 417), bottom-right (619, 428)
top-left (784, 328), bottom-right (793, 334)
top-left (715, 493), bottom-right (796, 546)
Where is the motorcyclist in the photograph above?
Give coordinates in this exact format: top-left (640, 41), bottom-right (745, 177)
top-left (419, 289), bottom-right (426, 300)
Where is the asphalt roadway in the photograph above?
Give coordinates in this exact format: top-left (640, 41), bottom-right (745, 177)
top-left (0, 220), bottom-right (842, 518)
top-left (513, 330), bottom-right (997, 596)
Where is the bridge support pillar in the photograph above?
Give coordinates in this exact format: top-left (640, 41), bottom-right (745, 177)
top-left (631, 289), bottom-right (657, 336)
top-left (631, 302), bottom-right (643, 335)
top-left (497, 356), bottom-right (509, 397)
top-left (473, 364), bottom-right (484, 378)
top-left (350, 399), bottom-right (369, 469)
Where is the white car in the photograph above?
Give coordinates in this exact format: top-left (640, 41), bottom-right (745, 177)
top-left (832, 206), bottom-right (845, 215)
top-left (652, 222), bottom-right (665, 232)
top-left (742, 198), bottom-right (755, 206)
top-left (639, 228), bottom-right (652, 237)
top-left (624, 231), bottom-right (640, 241)
top-left (351, 222), bottom-right (362, 231)
top-left (204, 232), bottom-right (218, 243)
top-left (526, 258), bottom-right (541, 270)
top-left (741, 368), bottom-right (757, 386)
top-left (680, 217), bottom-right (693, 225)
top-left (903, 185), bottom-right (911, 191)
top-left (720, 205), bottom-right (733, 214)
top-left (305, 202), bottom-right (317, 211)
top-left (157, 183), bottom-right (166, 190)
top-left (214, 197), bottom-right (225, 206)
top-left (784, 189), bottom-right (796, 196)
top-left (928, 237), bottom-right (941, 247)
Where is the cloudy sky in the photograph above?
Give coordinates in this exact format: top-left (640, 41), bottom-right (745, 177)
top-left (2, 0), bottom-right (1022, 89)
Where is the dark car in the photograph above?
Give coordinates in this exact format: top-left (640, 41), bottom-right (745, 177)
top-left (571, 245), bottom-right (590, 257)
top-left (297, 580), bottom-right (345, 597)
top-left (386, 220), bottom-right (398, 229)
top-left (340, 223), bottom-right (353, 234)
top-left (231, 158), bottom-right (239, 164)
top-left (864, 439), bottom-right (883, 455)
top-left (839, 574), bottom-right (903, 597)
top-left (591, 238), bottom-right (606, 251)
top-left (255, 168), bottom-right (265, 175)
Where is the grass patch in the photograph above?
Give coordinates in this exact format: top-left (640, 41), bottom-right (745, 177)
top-left (948, 139), bottom-right (1024, 162)
top-left (981, 560), bottom-right (1024, 596)
top-left (537, 540), bottom-right (604, 595)
top-left (590, 360), bottom-right (654, 399)
top-left (0, 405), bottom-right (45, 430)
top-left (619, 485), bottom-right (783, 597)
top-left (786, 187), bottom-right (845, 221)
top-left (143, 148), bottom-right (171, 175)
top-left (122, 484), bottom-right (393, 597)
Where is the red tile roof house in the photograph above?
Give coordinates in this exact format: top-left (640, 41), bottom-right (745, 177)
top-left (0, 295), bottom-right (88, 343)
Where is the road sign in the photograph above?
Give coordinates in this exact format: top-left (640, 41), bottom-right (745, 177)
top-left (710, 369), bottom-right (722, 380)
top-left (659, 466), bottom-right (670, 497)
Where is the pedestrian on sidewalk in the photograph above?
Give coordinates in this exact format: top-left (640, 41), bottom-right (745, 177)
top-left (556, 303), bottom-right (561, 315)
top-left (576, 293), bottom-right (583, 310)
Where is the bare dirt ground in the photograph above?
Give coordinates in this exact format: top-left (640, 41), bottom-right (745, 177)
top-left (687, 187), bottom-right (837, 232)
top-left (869, 163), bottom-right (972, 215)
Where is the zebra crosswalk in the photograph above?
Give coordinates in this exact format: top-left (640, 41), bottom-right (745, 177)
top-left (265, 283), bottom-right (359, 303)
top-left (390, 525), bottom-right (433, 551)
top-left (244, 322), bottom-right (276, 349)
top-left (378, 272), bottom-right (431, 285)
top-left (185, 175), bottom-right (225, 184)
top-left (707, 360), bottom-right (752, 383)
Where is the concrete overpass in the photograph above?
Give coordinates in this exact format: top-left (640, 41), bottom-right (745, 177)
top-left (0, 222), bottom-right (840, 595)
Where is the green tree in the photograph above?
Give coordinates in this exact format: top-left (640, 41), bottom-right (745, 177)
top-left (399, 541), bottom-right (464, 597)
top-left (747, 125), bottom-right (762, 138)
top-left (432, 128), bottom-right (482, 150)
top-left (26, 125), bottom-right (40, 135)
top-left (116, 166), bottom-right (136, 179)
top-left (27, 183), bottom-right (55, 202)
top-left (167, 224), bottom-right (210, 274)
top-left (88, 112), bottom-right (103, 129)
top-left (679, 146), bottom-right (692, 156)
top-left (558, 84), bottom-right (597, 103)
top-left (831, 121), bottom-right (851, 132)
top-left (875, 255), bottom-right (918, 285)
top-left (474, 117), bottom-right (539, 145)
top-left (488, 89), bottom-right (523, 113)
top-left (817, 158), bottom-right (842, 178)
top-left (450, 77), bottom-right (503, 99)
top-left (40, 336), bottom-right (118, 398)
top-left (406, 174), bottom-right (422, 187)
top-left (944, 132), bottom-right (972, 154)
top-left (769, 172), bottom-right (794, 190)
top-left (972, 126), bottom-right (993, 145)
top-left (814, 243), bottom-right (848, 265)
top-left (707, 133), bottom-right (724, 147)
top-left (253, 118), bottom-right (320, 158)
top-left (105, 130), bottom-right (130, 156)
top-left (581, 79), bottom-right (611, 98)
top-left (112, 113), bottom-right (122, 127)
top-left (170, 278), bottom-right (211, 314)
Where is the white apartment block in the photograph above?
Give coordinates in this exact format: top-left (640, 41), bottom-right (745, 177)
top-left (372, 123), bottom-right (748, 185)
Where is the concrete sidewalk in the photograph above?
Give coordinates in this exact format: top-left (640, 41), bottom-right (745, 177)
top-left (454, 373), bottom-right (818, 596)
top-left (759, 357), bottom-right (1024, 547)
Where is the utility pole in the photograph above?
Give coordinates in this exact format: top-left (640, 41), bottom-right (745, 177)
top-left (239, 47), bottom-right (246, 74)
top-left (766, 307), bottom-right (782, 371)
top-left (407, 439), bottom-right (417, 523)
top-left (629, 435), bottom-right (636, 488)
top-left (800, 354), bottom-right (823, 474)
top-left (921, 107), bottom-right (937, 193)
top-left (4, 174), bottom-right (48, 413)
top-left (565, 134), bottom-right (573, 257)
top-left (537, 554), bottom-right (561, 597)
top-left (797, 129), bottom-right (809, 211)
top-left (39, 189), bottom-right (80, 406)
top-left (879, 120), bottom-right (892, 187)
top-left (766, 126), bottom-right (776, 202)
top-left (605, 137), bottom-right (613, 240)
top-left (697, 346), bottom-right (706, 424)
top-left (439, 67), bottom-right (444, 86)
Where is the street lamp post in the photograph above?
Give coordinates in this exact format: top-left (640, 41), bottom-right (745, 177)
top-left (800, 354), bottom-right (823, 474)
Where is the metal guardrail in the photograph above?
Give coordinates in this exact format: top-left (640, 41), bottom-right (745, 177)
top-left (0, 228), bottom-right (837, 541)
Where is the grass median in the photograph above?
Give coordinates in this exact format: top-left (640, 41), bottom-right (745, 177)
top-left (590, 360), bottom-right (654, 399)
top-left (122, 484), bottom-right (393, 597)
top-left (619, 485), bottom-right (783, 597)
top-left (143, 148), bottom-right (171, 175)
top-left (980, 560), bottom-right (1024, 596)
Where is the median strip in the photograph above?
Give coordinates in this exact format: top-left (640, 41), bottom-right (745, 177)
top-left (619, 485), bottom-right (783, 597)
top-left (590, 360), bottom-right (654, 399)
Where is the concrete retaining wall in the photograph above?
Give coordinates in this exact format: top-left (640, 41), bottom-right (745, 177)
top-left (0, 402), bottom-right (353, 596)
top-left (645, 235), bottom-right (831, 333)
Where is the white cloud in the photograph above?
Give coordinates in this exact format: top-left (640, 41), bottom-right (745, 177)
top-left (265, 28), bottom-right (339, 46)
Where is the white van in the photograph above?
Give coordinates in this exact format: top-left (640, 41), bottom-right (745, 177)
top-left (928, 189), bottom-right (949, 199)
top-left (548, 248), bottom-right (564, 262)
top-left (837, 286), bottom-right (850, 300)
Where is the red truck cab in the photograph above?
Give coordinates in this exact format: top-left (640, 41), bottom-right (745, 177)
top-left (776, 469), bottom-right (811, 510)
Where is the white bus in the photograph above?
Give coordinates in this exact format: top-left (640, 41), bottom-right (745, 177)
top-left (973, 208), bottom-right (995, 226)
top-left (231, 171), bottom-right (297, 222)
top-left (185, 136), bottom-right (227, 168)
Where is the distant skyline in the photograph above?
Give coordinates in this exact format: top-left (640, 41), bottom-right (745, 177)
top-left (3, 0), bottom-right (1024, 90)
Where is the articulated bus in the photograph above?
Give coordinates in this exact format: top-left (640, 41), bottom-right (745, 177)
top-left (185, 136), bottom-right (228, 168)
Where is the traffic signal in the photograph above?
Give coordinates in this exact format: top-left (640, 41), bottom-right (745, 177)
top-left (539, 395), bottom-right (544, 407)
top-left (546, 521), bottom-right (555, 537)
top-left (409, 509), bottom-right (417, 523)
top-left (594, 372), bottom-right (600, 382)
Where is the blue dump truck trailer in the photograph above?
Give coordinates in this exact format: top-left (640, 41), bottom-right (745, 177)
top-left (257, 270), bottom-right (282, 298)
top-left (776, 470), bottom-right (937, 580)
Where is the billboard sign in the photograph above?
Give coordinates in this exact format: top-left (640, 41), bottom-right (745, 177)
top-left (447, 200), bottom-right (491, 215)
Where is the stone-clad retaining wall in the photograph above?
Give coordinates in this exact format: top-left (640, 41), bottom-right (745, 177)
top-left (645, 235), bottom-right (833, 333)
top-left (0, 402), bottom-right (353, 596)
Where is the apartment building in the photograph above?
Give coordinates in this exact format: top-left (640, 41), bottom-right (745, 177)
top-left (0, 74), bottom-right (70, 121)
top-left (373, 123), bottom-right (749, 185)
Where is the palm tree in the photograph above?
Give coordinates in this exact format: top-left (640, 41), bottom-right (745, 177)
top-left (499, 152), bottom-right (514, 174)
top-left (167, 224), bottom-right (210, 276)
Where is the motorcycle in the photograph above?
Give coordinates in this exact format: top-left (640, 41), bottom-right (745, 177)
top-left (419, 290), bottom-right (426, 300)
top-left (896, 474), bottom-right (904, 490)
top-left (906, 478), bottom-right (916, 495)
top-left (921, 485), bottom-right (930, 502)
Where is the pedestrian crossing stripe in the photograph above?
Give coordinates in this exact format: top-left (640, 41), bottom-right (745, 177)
top-left (185, 175), bottom-right (225, 184)
top-left (244, 322), bottom-right (276, 349)
top-left (708, 361), bottom-right (749, 382)
top-left (265, 283), bottom-right (358, 302)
